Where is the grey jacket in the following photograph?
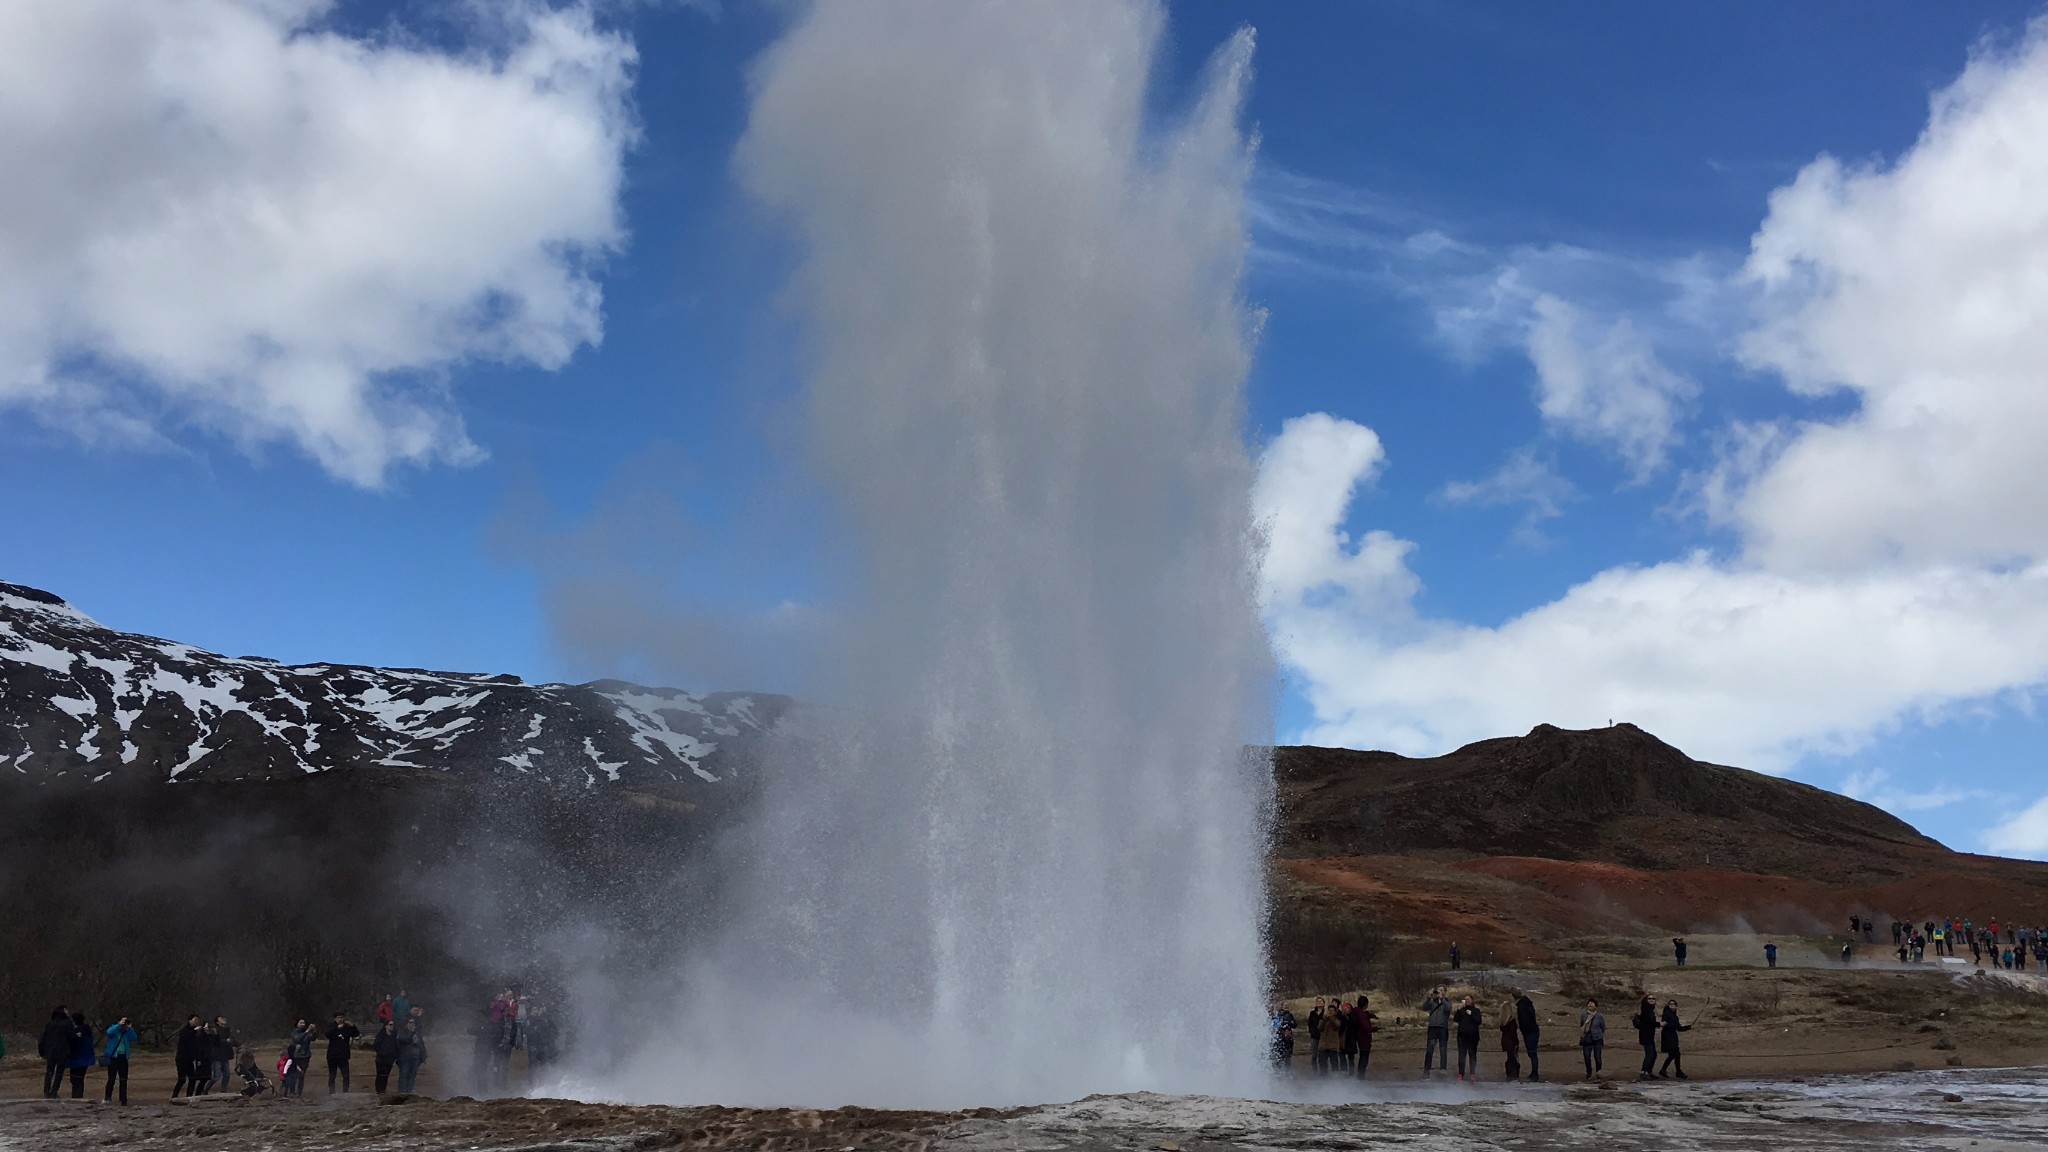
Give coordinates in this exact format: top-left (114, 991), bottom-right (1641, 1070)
top-left (1421, 995), bottom-right (1452, 1030)
top-left (1579, 1010), bottom-right (1606, 1045)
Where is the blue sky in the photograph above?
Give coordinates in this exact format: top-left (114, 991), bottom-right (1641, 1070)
top-left (5, 1), bottom-right (2048, 855)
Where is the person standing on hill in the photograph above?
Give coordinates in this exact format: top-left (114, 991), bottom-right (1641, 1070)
top-left (1764, 942), bottom-right (1778, 968)
top-left (1451, 995), bottom-right (1482, 1081)
top-left (1672, 938), bottom-right (1688, 967)
top-left (102, 1015), bottom-right (137, 1105)
top-left (172, 1014), bottom-right (208, 1098)
top-left (1450, 942), bottom-right (1462, 971)
top-left (1579, 999), bottom-right (1606, 1079)
top-left (1499, 1006), bottom-right (1521, 1081)
top-left (1420, 986), bottom-right (1452, 1076)
top-left (326, 1012), bottom-right (361, 1093)
top-left (1514, 989), bottom-right (1542, 1082)
top-left (1657, 1001), bottom-right (1692, 1079)
top-left (38, 1006), bottom-right (71, 1098)
top-left (1352, 995), bottom-right (1377, 1078)
top-left (1632, 997), bottom-right (1659, 1081)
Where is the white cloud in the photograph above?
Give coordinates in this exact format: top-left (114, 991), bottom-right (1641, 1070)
top-left (1525, 294), bottom-right (1696, 479)
top-left (1985, 795), bottom-right (2048, 859)
top-left (1734, 19), bottom-right (2048, 570)
top-left (0, 0), bottom-right (635, 485)
top-left (1261, 18), bottom-right (2048, 781)
top-left (1263, 454), bottom-right (2048, 766)
top-left (1253, 413), bottom-right (1414, 613)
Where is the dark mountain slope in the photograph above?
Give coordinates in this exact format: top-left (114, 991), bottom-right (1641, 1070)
top-left (1274, 722), bottom-right (1953, 884)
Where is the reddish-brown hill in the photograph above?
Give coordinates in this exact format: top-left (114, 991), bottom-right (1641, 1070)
top-left (1271, 723), bottom-right (2048, 959)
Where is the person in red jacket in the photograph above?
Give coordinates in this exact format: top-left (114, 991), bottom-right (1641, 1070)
top-left (1352, 994), bottom-right (1378, 1078)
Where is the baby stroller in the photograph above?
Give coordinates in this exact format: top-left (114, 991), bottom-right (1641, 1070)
top-left (238, 1054), bottom-right (275, 1097)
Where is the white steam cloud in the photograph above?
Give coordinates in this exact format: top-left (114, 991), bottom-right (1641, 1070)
top-left (602, 0), bottom-right (1274, 1107)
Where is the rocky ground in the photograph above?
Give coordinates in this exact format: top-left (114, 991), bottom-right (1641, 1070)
top-left (9, 931), bottom-right (2046, 1149)
top-left (3, 1069), bottom-right (2047, 1152)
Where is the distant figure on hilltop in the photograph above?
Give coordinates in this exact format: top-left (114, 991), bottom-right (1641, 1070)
top-left (1449, 942), bottom-right (1461, 970)
top-left (1672, 938), bottom-right (1688, 967)
top-left (1764, 942), bottom-right (1778, 968)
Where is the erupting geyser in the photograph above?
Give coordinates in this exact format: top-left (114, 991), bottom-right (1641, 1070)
top-left (621, 0), bottom-right (1274, 1106)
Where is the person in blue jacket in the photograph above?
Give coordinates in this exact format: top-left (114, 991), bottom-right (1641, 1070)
top-left (64, 1011), bottom-right (97, 1098)
top-left (103, 1016), bottom-right (139, 1104)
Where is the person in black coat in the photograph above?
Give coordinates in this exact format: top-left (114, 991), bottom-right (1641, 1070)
top-left (1513, 990), bottom-right (1542, 1082)
top-left (325, 1013), bottom-right (362, 1094)
top-left (1451, 996), bottom-right (1483, 1080)
top-left (371, 1022), bottom-right (400, 1093)
top-left (171, 1015), bottom-right (208, 1098)
top-left (1657, 1001), bottom-right (1692, 1079)
top-left (1632, 996), bottom-right (1659, 1081)
top-left (38, 1007), bottom-right (71, 1098)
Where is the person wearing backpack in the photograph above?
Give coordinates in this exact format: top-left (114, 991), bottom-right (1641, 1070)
top-left (102, 1016), bottom-right (138, 1104)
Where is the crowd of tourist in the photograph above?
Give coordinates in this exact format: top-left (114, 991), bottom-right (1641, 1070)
top-left (1878, 915), bottom-right (2047, 969)
top-left (26, 985), bottom-right (558, 1103)
top-left (1268, 909), bottom-right (2046, 1084)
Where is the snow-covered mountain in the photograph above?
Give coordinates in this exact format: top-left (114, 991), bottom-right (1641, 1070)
top-left (0, 581), bottom-right (785, 788)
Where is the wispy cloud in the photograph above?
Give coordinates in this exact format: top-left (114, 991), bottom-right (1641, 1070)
top-left (1250, 164), bottom-right (1741, 484)
top-left (1437, 447), bottom-right (1576, 546)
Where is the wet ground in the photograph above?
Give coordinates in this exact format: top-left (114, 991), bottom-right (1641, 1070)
top-left (4, 1066), bottom-right (2046, 1151)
